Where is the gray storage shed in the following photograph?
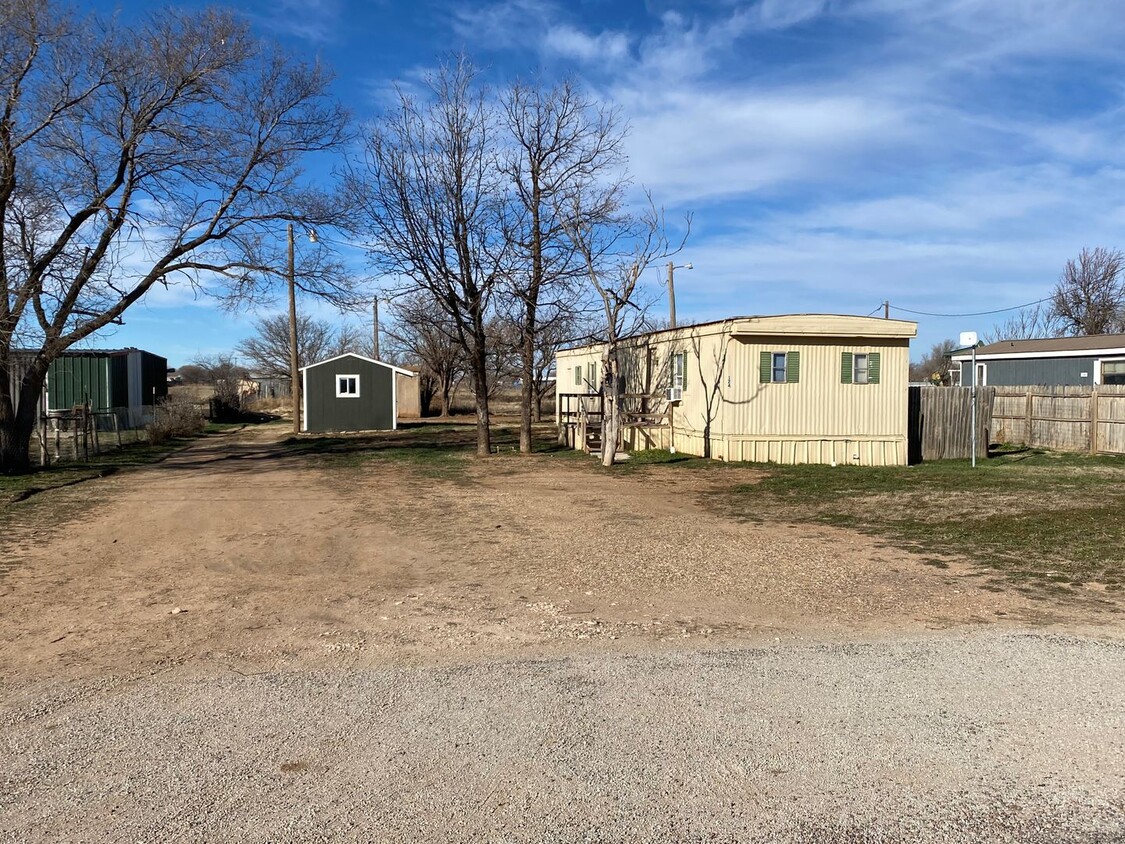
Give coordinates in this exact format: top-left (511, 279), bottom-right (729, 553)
top-left (300, 353), bottom-right (416, 433)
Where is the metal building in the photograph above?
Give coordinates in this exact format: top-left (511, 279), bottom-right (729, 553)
top-left (46, 349), bottom-right (168, 427)
top-left (950, 334), bottom-right (1125, 388)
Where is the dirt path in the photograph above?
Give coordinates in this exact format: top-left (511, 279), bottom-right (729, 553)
top-left (3, 425), bottom-right (1124, 841)
top-left (0, 425), bottom-right (1112, 692)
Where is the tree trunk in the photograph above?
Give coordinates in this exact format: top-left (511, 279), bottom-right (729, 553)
top-left (600, 347), bottom-right (621, 468)
top-left (0, 373), bottom-right (45, 475)
top-left (519, 339), bottom-right (535, 453)
top-left (469, 333), bottom-right (492, 456)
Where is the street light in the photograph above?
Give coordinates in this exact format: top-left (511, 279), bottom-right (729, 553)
top-left (666, 261), bottom-right (693, 328)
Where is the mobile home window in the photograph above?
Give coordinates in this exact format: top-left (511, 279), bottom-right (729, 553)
top-left (574, 365), bottom-right (581, 386)
top-left (586, 361), bottom-right (598, 391)
top-left (841, 351), bottom-right (880, 384)
top-left (336, 374), bottom-right (360, 398)
top-left (673, 352), bottom-right (688, 391)
top-left (853, 354), bottom-right (869, 384)
top-left (760, 350), bottom-right (800, 383)
top-left (772, 352), bottom-right (787, 383)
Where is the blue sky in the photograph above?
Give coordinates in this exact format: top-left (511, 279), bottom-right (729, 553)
top-left (87, 0), bottom-right (1125, 365)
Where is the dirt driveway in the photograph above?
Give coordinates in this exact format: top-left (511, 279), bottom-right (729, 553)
top-left (2, 424), bottom-right (1123, 841)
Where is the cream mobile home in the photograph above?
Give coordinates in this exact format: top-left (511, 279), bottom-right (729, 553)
top-left (556, 314), bottom-right (917, 466)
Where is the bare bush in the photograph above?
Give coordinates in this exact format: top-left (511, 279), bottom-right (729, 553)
top-left (147, 395), bottom-right (206, 445)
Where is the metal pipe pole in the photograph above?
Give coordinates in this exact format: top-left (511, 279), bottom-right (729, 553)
top-left (288, 223), bottom-right (300, 435)
top-left (372, 297), bottom-right (380, 360)
top-left (970, 344), bottom-right (977, 468)
top-left (667, 261), bottom-right (676, 328)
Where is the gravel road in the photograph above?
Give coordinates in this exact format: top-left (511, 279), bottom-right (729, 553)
top-left (3, 629), bottom-right (1124, 842)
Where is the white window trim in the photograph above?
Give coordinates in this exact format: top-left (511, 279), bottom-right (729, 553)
top-left (853, 352), bottom-right (869, 384)
top-left (771, 351), bottom-right (788, 383)
top-left (973, 362), bottom-right (987, 386)
top-left (336, 373), bottom-right (360, 398)
top-left (1097, 356), bottom-right (1125, 386)
top-left (673, 352), bottom-right (686, 391)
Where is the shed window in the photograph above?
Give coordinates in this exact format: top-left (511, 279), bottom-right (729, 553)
top-left (759, 351), bottom-right (800, 383)
top-left (1104, 360), bottom-right (1125, 385)
top-left (336, 374), bottom-right (360, 398)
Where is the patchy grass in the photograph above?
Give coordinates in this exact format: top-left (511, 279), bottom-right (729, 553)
top-left (715, 448), bottom-right (1125, 592)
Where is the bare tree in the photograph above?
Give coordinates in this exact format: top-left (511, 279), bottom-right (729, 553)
top-left (192, 354), bottom-right (249, 419)
top-left (1050, 247), bottom-right (1125, 336)
top-left (566, 191), bottom-right (690, 467)
top-left (346, 57), bottom-right (507, 455)
top-left (688, 325), bottom-right (732, 458)
top-left (983, 303), bottom-right (1064, 345)
top-left (909, 339), bottom-right (958, 384)
top-left (501, 78), bottom-right (625, 453)
top-left (237, 314), bottom-right (337, 376)
top-left (0, 1), bottom-right (352, 473)
top-left (383, 294), bottom-right (466, 417)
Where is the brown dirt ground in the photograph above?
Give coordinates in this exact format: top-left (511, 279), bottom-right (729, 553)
top-left (1, 424), bottom-right (1120, 695)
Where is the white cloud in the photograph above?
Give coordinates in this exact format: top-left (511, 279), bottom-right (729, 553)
top-left (543, 25), bottom-right (631, 65)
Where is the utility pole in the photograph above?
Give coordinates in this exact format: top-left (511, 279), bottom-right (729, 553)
top-left (883, 300), bottom-right (890, 319)
top-left (667, 262), bottom-right (677, 328)
top-left (287, 223), bottom-right (300, 435)
top-left (667, 262), bottom-right (692, 328)
top-left (372, 297), bottom-right (380, 360)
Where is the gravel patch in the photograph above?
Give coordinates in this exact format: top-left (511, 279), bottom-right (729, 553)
top-left (3, 630), bottom-right (1124, 842)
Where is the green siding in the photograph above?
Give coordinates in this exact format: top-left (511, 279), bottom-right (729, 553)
top-left (48, 356), bottom-right (113, 410)
top-left (304, 355), bottom-right (396, 433)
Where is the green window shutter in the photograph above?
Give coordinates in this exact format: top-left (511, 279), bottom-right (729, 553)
top-left (574, 366), bottom-right (581, 386)
top-left (869, 352), bottom-right (881, 384)
top-left (841, 352), bottom-right (853, 384)
top-left (786, 350), bottom-right (801, 383)
top-left (681, 352), bottom-right (688, 391)
top-left (759, 351), bottom-right (771, 383)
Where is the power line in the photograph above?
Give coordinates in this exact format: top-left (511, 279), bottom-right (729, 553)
top-left (865, 304), bottom-right (883, 317)
top-left (888, 297), bottom-right (1049, 318)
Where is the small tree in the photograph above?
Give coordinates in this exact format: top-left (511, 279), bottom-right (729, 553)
top-left (1051, 247), bottom-right (1125, 336)
top-left (384, 294), bottom-right (466, 417)
top-left (566, 192), bottom-right (689, 467)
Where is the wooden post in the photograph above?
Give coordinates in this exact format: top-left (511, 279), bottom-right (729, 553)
top-left (113, 411), bottom-right (122, 447)
top-left (53, 417), bottom-right (61, 461)
top-left (1025, 389), bottom-right (1033, 448)
top-left (38, 416), bottom-right (48, 467)
top-left (72, 414), bottom-right (79, 461)
top-left (91, 411), bottom-right (100, 455)
top-left (1091, 388), bottom-right (1100, 455)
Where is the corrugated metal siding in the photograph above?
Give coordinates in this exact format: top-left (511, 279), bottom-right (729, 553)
top-left (961, 356), bottom-right (1097, 387)
top-left (305, 355), bottom-right (394, 433)
top-left (47, 355), bottom-right (113, 410)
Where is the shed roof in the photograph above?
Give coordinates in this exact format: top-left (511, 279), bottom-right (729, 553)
top-left (950, 333), bottom-right (1125, 361)
top-left (300, 352), bottom-right (417, 377)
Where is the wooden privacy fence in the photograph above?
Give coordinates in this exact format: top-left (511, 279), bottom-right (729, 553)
top-left (991, 385), bottom-right (1125, 455)
top-left (908, 386), bottom-right (994, 463)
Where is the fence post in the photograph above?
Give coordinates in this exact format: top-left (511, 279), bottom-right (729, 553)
top-left (1024, 390), bottom-right (1033, 447)
top-left (1091, 388), bottom-right (1100, 455)
top-left (113, 411), bottom-right (122, 447)
top-left (38, 415), bottom-right (48, 467)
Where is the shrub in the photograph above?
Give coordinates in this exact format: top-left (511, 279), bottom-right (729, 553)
top-left (148, 394), bottom-right (206, 444)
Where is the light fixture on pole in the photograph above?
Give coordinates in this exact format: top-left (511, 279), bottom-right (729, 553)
top-left (666, 261), bottom-right (692, 328)
top-left (960, 330), bottom-right (979, 467)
